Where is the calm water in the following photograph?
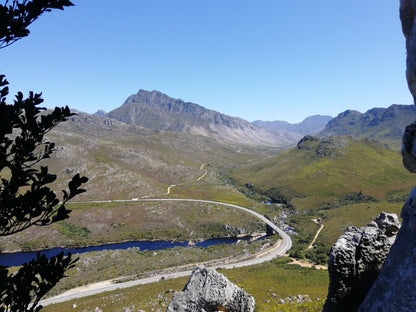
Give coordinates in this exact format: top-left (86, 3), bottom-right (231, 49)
top-left (0, 236), bottom-right (264, 267)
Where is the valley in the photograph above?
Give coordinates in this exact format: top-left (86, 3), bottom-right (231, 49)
top-left (2, 89), bottom-right (416, 311)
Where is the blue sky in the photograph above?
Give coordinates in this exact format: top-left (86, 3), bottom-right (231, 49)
top-left (0, 0), bottom-right (411, 123)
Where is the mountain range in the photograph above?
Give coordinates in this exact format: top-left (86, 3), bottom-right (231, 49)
top-left (104, 89), bottom-right (301, 147)
top-left (319, 104), bottom-right (416, 149)
top-left (252, 115), bottom-right (332, 135)
top-left (88, 89), bottom-right (416, 151)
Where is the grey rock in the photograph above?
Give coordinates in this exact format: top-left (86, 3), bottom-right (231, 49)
top-left (166, 265), bottom-right (255, 312)
top-left (400, 0), bottom-right (416, 102)
top-left (323, 212), bottom-right (400, 312)
top-left (358, 187), bottom-right (416, 311)
top-left (402, 122), bottom-right (416, 173)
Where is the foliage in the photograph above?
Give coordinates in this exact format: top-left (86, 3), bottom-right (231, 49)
top-left (0, 0), bottom-right (74, 49)
top-left (0, 2), bottom-right (88, 310)
top-left (0, 253), bottom-right (77, 312)
top-left (0, 75), bottom-right (87, 311)
top-left (57, 221), bottom-right (90, 239)
top-left (319, 191), bottom-right (377, 210)
top-left (0, 76), bottom-right (87, 236)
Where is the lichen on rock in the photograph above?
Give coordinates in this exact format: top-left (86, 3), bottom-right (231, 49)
top-left (323, 212), bottom-right (400, 312)
top-left (166, 265), bottom-right (255, 312)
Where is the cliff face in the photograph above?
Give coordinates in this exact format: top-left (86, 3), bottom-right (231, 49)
top-left (353, 2), bottom-right (416, 310)
top-left (323, 213), bottom-right (400, 312)
top-left (357, 189), bottom-right (416, 311)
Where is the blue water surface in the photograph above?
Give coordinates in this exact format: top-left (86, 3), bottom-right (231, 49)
top-left (0, 236), bottom-right (264, 267)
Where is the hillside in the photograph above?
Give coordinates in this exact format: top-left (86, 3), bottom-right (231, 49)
top-left (253, 115), bottom-right (332, 135)
top-left (229, 135), bottom-right (415, 211)
top-left (45, 112), bottom-right (277, 201)
top-left (319, 104), bottom-right (416, 149)
top-left (107, 89), bottom-right (301, 147)
top-left (229, 135), bottom-right (416, 264)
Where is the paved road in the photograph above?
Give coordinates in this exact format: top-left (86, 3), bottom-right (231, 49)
top-left (40, 198), bottom-right (292, 306)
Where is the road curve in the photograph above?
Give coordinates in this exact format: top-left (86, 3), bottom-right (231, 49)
top-left (40, 199), bottom-right (292, 306)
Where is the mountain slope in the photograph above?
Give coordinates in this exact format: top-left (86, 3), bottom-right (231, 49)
top-left (253, 115), bottom-right (332, 135)
top-left (45, 112), bottom-right (276, 201)
top-left (229, 135), bottom-right (415, 211)
top-left (319, 104), bottom-right (416, 149)
top-left (107, 89), bottom-right (301, 147)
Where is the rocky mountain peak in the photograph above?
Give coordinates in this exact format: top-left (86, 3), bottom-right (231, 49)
top-left (107, 89), bottom-right (301, 147)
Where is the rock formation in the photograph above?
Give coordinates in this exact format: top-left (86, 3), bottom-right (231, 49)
top-left (357, 190), bottom-right (416, 311)
top-left (166, 265), bottom-right (255, 312)
top-left (353, 3), bottom-right (416, 311)
top-left (323, 212), bottom-right (400, 312)
top-left (400, 0), bottom-right (416, 103)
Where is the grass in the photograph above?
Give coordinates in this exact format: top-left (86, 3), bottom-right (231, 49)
top-left (315, 200), bottom-right (404, 251)
top-left (230, 137), bottom-right (415, 212)
top-left (0, 200), bottom-right (266, 252)
top-left (42, 257), bottom-right (329, 312)
top-left (229, 136), bottom-right (415, 265)
top-left (286, 199), bottom-right (405, 264)
top-left (46, 235), bottom-right (278, 296)
top-left (46, 119), bottom-right (277, 202)
top-left (219, 258), bottom-right (328, 312)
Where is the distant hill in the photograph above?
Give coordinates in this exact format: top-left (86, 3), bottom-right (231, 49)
top-left (253, 115), bottom-right (332, 135)
top-left (106, 89), bottom-right (301, 147)
top-left (230, 135), bottom-right (414, 211)
top-left (319, 104), bottom-right (416, 149)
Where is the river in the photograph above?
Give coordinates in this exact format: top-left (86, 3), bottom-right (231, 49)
top-left (0, 235), bottom-right (266, 267)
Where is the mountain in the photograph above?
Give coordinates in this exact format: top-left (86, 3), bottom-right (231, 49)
top-left (252, 115), bottom-right (332, 135)
top-left (229, 135), bottom-right (414, 264)
top-left (229, 135), bottom-right (414, 212)
top-left (44, 111), bottom-right (278, 202)
top-left (319, 104), bottom-right (416, 149)
top-left (107, 89), bottom-right (301, 147)
top-left (94, 109), bottom-right (107, 116)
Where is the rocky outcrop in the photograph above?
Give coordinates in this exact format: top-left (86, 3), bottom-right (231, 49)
top-left (357, 189), bottom-right (416, 311)
top-left (351, 3), bottom-right (416, 311)
top-left (323, 212), bottom-right (400, 312)
top-left (355, 3), bottom-right (416, 310)
top-left (166, 265), bottom-right (255, 312)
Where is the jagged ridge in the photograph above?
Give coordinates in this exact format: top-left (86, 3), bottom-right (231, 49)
top-left (107, 89), bottom-right (301, 147)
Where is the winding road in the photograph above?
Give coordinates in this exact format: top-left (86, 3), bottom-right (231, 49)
top-left (40, 198), bottom-right (292, 306)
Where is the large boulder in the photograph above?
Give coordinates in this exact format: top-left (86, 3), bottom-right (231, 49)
top-left (358, 188), bottom-right (416, 311)
top-left (166, 265), bottom-right (255, 312)
top-left (323, 212), bottom-right (400, 312)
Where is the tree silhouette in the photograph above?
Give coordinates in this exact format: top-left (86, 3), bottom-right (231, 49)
top-left (0, 1), bottom-right (88, 311)
top-left (0, 0), bottom-right (74, 49)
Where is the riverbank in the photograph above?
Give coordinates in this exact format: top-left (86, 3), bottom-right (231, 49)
top-left (45, 234), bottom-right (279, 297)
top-left (0, 233), bottom-right (267, 267)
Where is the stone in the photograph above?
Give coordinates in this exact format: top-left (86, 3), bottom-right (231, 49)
top-left (402, 122), bottom-right (416, 173)
top-left (166, 265), bottom-right (255, 312)
top-left (400, 0), bottom-right (416, 102)
top-left (323, 212), bottom-right (400, 312)
top-left (358, 187), bottom-right (416, 311)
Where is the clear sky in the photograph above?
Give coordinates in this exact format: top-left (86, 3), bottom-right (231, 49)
top-left (0, 0), bottom-right (412, 123)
